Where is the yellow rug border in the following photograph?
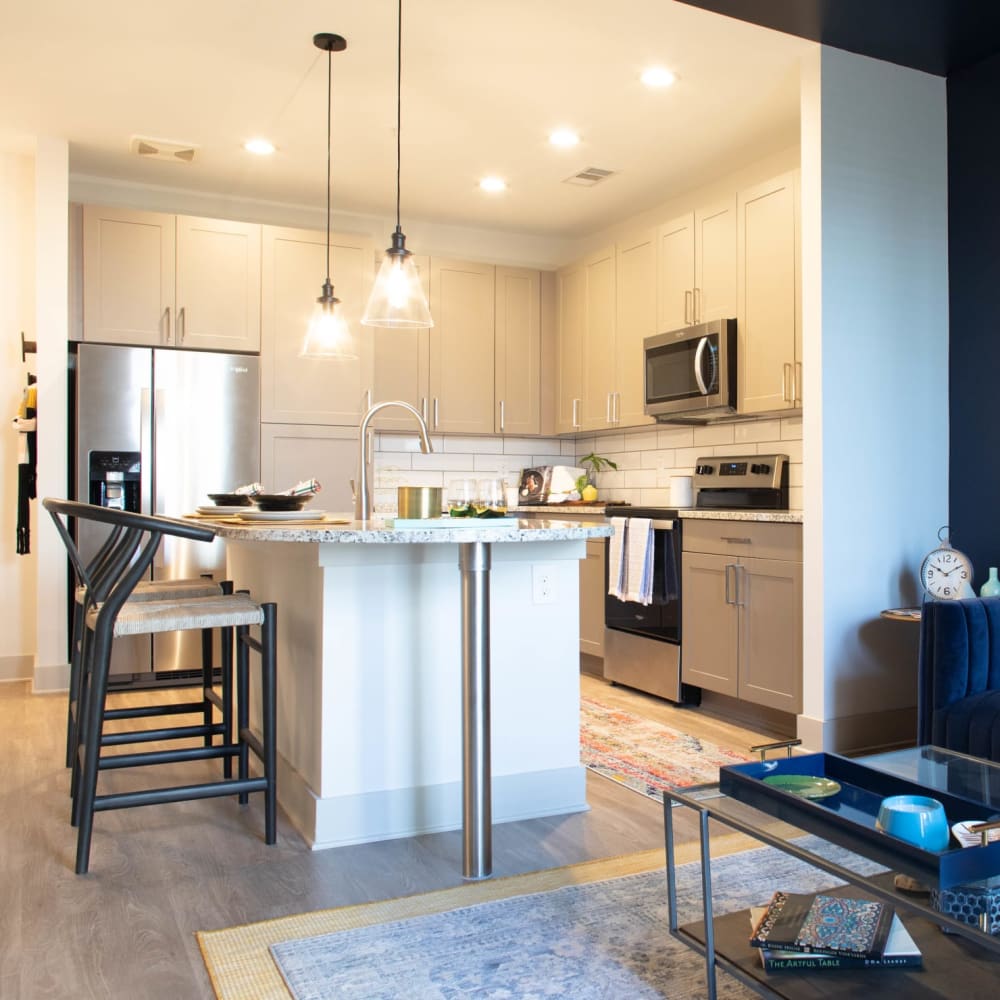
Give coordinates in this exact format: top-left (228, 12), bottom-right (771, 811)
top-left (197, 832), bottom-right (762, 1000)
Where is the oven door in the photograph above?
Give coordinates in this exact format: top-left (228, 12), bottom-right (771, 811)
top-left (605, 518), bottom-right (680, 642)
top-left (644, 318), bottom-right (736, 417)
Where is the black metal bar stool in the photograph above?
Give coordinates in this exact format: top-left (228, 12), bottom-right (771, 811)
top-left (49, 505), bottom-right (229, 769)
top-left (43, 499), bottom-right (278, 875)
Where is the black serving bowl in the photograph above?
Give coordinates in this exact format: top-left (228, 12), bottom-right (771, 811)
top-left (253, 493), bottom-right (314, 512)
top-left (207, 492), bottom-right (252, 507)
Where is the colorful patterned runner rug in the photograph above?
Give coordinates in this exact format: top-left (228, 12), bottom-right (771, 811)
top-left (580, 694), bottom-right (752, 797)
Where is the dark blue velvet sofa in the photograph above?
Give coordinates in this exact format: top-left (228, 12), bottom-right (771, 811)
top-left (918, 597), bottom-right (1000, 761)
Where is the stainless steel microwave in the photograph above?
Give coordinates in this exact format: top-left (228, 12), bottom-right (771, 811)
top-left (643, 318), bottom-right (737, 421)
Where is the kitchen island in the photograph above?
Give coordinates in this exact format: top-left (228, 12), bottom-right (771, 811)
top-left (207, 515), bottom-right (611, 877)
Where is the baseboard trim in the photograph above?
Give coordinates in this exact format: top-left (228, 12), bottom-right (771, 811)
top-left (31, 661), bottom-right (70, 694)
top-left (797, 707), bottom-right (917, 755)
top-left (0, 655), bottom-right (32, 683)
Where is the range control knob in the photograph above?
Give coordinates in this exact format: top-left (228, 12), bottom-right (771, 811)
top-left (697, 464), bottom-right (714, 475)
top-left (756, 463), bottom-right (771, 475)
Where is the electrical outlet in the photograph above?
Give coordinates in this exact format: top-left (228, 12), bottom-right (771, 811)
top-left (532, 564), bottom-right (556, 604)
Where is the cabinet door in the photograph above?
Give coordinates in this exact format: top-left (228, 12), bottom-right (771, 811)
top-left (580, 538), bottom-right (607, 657)
top-left (738, 556), bottom-right (803, 714)
top-left (580, 245), bottom-right (616, 430)
top-left (260, 422), bottom-right (357, 512)
top-left (260, 225), bottom-right (374, 425)
top-left (656, 212), bottom-right (695, 333)
top-left (82, 206), bottom-right (175, 346)
top-left (175, 216), bottom-right (261, 352)
top-left (556, 261), bottom-right (585, 433)
top-left (495, 265), bottom-right (540, 435)
top-left (694, 197), bottom-right (736, 324)
top-left (428, 258), bottom-right (495, 434)
top-left (614, 229), bottom-right (657, 429)
top-left (371, 254), bottom-right (431, 430)
top-left (737, 171), bottom-right (799, 414)
top-left (681, 551), bottom-right (739, 696)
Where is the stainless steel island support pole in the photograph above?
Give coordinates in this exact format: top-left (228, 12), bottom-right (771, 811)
top-left (459, 541), bottom-right (492, 879)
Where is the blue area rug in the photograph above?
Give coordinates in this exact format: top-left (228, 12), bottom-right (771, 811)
top-left (270, 840), bottom-right (885, 999)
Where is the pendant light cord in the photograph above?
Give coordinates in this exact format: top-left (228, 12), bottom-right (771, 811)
top-left (325, 45), bottom-right (332, 282)
top-left (395, 0), bottom-right (402, 231)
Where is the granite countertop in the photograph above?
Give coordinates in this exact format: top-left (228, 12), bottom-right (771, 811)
top-left (198, 515), bottom-right (613, 544)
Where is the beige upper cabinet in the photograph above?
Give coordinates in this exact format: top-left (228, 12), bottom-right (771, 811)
top-left (428, 258), bottom-right (495, 434)
top-left (494, 265), bottom-right (540, 435)
top-left (555, 260), bottom-right (586, 433)
top-left (370, 254), bottom-right (431, 431)
top-left (260, 225), bottom-right (374, 426)
top-left (579, 246), bottom-right (617, 431)
top-left (82, 205), bottom-right (261, 351)
top-left (737, 170), bottom-right (801, 414)
top-left (657, 198), bottom-right (736, 333)
top-left (614, 229), bottom-right (657, 429)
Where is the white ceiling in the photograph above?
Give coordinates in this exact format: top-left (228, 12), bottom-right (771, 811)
top-left (0, 0), bottom-right (814, 240)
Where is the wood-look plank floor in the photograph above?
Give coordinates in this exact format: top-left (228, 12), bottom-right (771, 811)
top-left (0, 674), bottom-right (780, 999)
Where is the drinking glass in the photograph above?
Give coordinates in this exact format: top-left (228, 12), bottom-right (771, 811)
top-left (476, 478), bottom-right (507, 516)
top-left (447, 479), bottom-right (476, 517)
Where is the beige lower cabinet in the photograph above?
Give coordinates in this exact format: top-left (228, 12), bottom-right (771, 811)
top-left (260, 225), bottom-right (375, 426)
top-left (681, 520), bottom-right (802, 714)
top-left (259, 423), bottom-right (357, 512)
top-left (580, 537), bottom-right (607, 657)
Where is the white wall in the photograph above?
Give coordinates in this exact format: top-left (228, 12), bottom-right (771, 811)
top-left (0, 150), bottom-right (36, 680)
top-left (799, 48), bottom-right (949, 752)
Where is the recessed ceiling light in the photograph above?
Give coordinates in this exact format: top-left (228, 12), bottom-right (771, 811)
top-left (641, 66), bottom-right (676, 89)
top-left (479, 176), bottom-right (507, 193)
top-left (549, 128), bottom-right (580, 148)
top-left (244, 138), bottom-right (276, 155)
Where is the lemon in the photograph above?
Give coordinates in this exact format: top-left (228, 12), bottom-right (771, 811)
top-left (581, 484), bottom-right (598, 502)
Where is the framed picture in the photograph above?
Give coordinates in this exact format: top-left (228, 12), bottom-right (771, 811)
top-left (517, 466), bottom-right (551, 504)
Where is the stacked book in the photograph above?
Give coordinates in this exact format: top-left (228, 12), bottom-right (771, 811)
top-left (749, 892), bottom-right (922, 972)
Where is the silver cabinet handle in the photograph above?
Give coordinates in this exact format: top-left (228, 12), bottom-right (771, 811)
top-left (365, 389), bottom-right (372, 411)
top-left (606, 392), bottom-right (613, 424)
top-left (794, 361), bottom-right (802, 406)
top-left (178, 306), bottom-right (186, 344)
top-left (614, 391), bottom-right (620, 424)
top-left (572, 398), bottom-right (580, 428)
top-left (433, 397), bottom-right (439, 428)
top-left (421, 397), bottom-right (428, 422)
top-left (499, 399), bottom-right (505, 432)
top-left (694, 286), bottom-right (701, 324)
top-left (684, 289), bottom-right (692, 326)
top-left (163, 306), bottom-right (171, 344)
top-left (721, 536), bottom-right (752, 544)
top-left (782, 362), bottom-right (792, 402)
top-left (736, 564), bottom-right (746, 607)
top-left (725, 563), bottom-right (734, 605)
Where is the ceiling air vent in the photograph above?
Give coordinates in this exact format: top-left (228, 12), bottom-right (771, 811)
top-left (563, 166), bottom-right (615, 187)
top-left (129, 136), bottom-right (198, 163)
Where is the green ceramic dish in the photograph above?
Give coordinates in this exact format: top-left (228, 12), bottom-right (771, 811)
top-left (762, 774), bottom-right (842, 799)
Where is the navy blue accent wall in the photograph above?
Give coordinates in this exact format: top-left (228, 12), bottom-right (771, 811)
top-left (948, 52), bottom-right (1000, 580)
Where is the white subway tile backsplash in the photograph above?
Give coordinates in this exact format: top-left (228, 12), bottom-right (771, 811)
top-left (372, 411), bottom-right (806, 513)
top-left (657, 427), bottom-right (696, 449)
top-left (735, 419), bottom-right (782, 443)
top-left (444, 436), bottom-right (503, 454)
top-left (623, 431), bottom-right (660, 452)
top-left (693, 424), bottom-right (736, 446)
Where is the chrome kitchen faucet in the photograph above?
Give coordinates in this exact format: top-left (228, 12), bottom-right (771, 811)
top-left (355, 400), bottom-right (432, 521)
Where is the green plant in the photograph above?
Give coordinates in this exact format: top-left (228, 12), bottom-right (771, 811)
top-left (575, 453), bottom-right (618, 493)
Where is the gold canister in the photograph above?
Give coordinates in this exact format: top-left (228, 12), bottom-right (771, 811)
top-left (397, 486), bottom-right (443, 519)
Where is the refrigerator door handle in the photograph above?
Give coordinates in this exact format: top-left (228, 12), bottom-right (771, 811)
top-left (140, 387), bottom-right (153, 517)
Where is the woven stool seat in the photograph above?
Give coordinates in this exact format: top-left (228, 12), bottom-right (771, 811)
top-left (75, 577), bottom-right (222, 605)
top-left (92, 593), bottom-right (266, 637)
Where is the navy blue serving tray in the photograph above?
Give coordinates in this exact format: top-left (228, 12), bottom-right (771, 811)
top-left (719, 752), bottom-right (1000, 889)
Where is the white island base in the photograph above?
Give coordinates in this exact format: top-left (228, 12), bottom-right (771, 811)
top-left (225, 531), bottom-right (592, 856)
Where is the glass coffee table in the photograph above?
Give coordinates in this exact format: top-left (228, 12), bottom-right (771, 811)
top-left (664, 743), bottom-right (1000, 999)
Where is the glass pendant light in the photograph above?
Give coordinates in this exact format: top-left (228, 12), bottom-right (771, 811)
top-left (301, 32), bottom-right (357, 359)
top-left (361, 0), bottom-right (433, 329)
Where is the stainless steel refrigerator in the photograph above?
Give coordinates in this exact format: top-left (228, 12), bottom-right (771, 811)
top-left (71, 343), bottom-right (260, 685)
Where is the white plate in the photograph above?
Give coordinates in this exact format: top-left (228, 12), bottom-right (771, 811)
top-left (196, 505), bottom-right (251, 515)
top-left (235, 509), bottom-right (328, 522)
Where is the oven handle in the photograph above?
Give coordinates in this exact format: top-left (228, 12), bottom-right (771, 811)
top-left (648, 519), bottom-right (675, 531)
